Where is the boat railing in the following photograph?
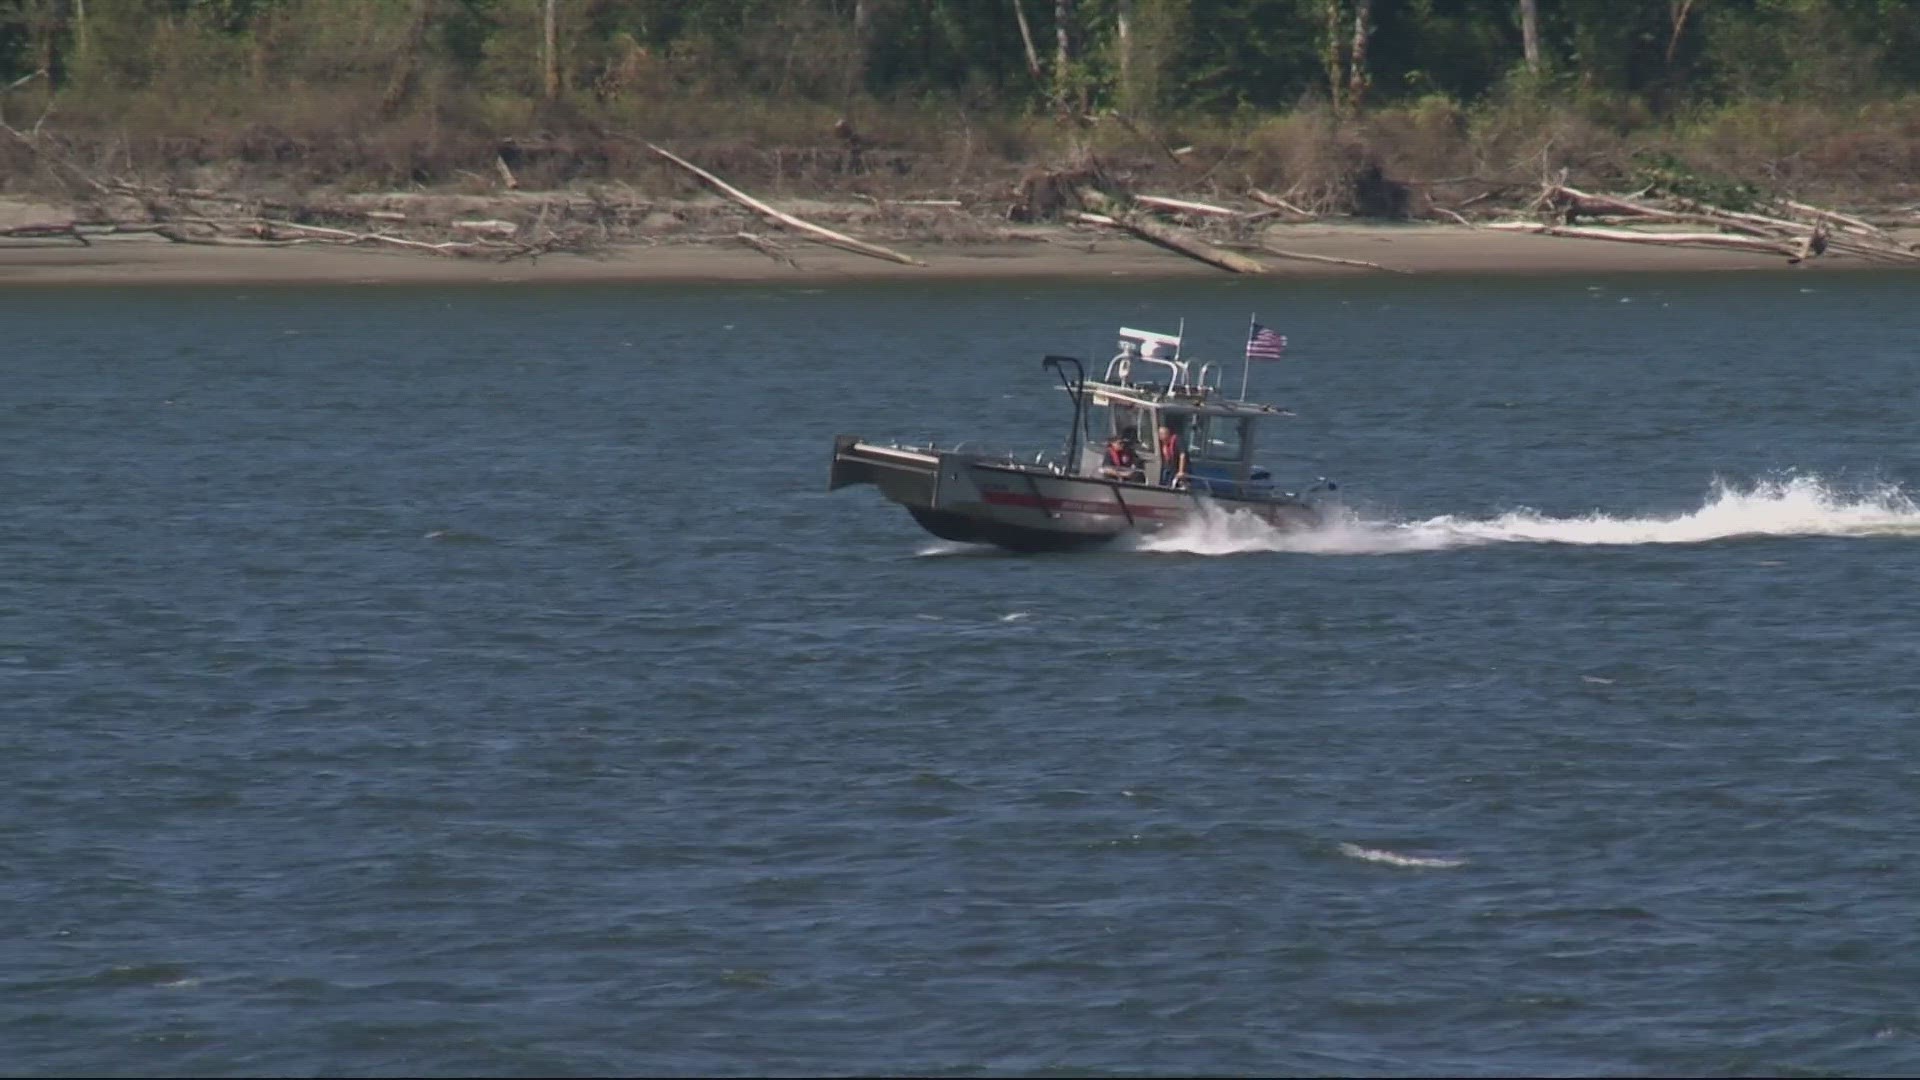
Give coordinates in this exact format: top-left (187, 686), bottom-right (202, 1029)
top-left (882, 438), bottom-right (1070, 472)
top-left (1105, 350), bottom-right (1189, 390)
top-left (1195, 362), bottom-right (1225, 395)
top-left (1105, 350), bottom-right (1225, 398)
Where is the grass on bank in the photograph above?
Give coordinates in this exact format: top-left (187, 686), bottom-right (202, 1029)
top-left (5, 80), bottom-right (1919, 214)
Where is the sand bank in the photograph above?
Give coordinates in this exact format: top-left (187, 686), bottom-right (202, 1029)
top-left (0, 221), bottom-right (1901, 287)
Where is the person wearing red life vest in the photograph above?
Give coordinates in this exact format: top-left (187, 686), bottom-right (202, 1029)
top-left (1101, 433), bottom-right (1143, 482)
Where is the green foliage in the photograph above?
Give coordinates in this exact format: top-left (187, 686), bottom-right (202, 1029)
top-left (5, 0), bottom-right (1920, 196)
top-left (6, 0), bottom-right (1920, 114)
top-left (1629, 149), bottom-right (1766, 210)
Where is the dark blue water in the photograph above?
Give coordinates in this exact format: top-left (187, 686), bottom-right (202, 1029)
top-left (5, 275), bottom-right (1920, 1077)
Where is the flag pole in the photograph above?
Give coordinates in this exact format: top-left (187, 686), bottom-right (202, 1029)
top-left (1239, 313), bottom-right (1255, 400)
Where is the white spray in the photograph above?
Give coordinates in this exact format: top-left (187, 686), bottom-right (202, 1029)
top-left (1135, 474), bottom-right (1920, 556)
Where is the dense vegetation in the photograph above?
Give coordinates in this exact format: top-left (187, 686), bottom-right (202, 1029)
top-left (4, 1), bottom-right (1920, 203)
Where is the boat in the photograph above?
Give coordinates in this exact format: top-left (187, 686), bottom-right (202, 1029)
top-left (828, 323), bottom-right (1337, 552)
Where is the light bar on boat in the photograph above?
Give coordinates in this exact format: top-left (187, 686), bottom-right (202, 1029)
top-left (1118, 327), bottom-right (1181, 359)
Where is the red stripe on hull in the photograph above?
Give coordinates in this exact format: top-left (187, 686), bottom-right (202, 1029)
top-left (979, 490), bottom-right (1182, 518)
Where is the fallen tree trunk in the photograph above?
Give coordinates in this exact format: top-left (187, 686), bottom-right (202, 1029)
top-left (452, 218), bottom-right (519, 237)
top-left (1247, 188), bottom-right (1315, 218)
top-left (1488, 220), bottom-right (1805, 258)
top-left (0, 221), bottom-right (90, 245)
top-left (1682, 201), bottom-right (1920, 262)
top-left (1258, 243), bottom-right (1410, 273)
top-left (1816, 231), bottom-right (1920, 264)
top-left (249, 218), bottom-right (561, 259)
top-left (1530, 181), bottom-right (1920, 264)
top-left (1067, 210), bottom-right (1266, 274)
top-left (1134, 194), bottom-right (1242, 218)
top-left (1775, 199), bottom-right (1892, 240)
top-left (736, 231), bottom-right (799, 269)
top-left (645, 141), bottom-right (923, 266)
top-left (1073, 189), bottom-right (1267, 274)
top-left (1546, 184), bottom-right (1674, 221)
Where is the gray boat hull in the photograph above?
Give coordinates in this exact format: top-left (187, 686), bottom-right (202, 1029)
top-left (830, 435), bottom-right (1322, 552)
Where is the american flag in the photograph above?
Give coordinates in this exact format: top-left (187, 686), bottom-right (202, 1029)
top-left (1245, 323), bottom-right (1287, 361)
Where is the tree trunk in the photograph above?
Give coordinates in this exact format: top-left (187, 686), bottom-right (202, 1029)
top-left (35, 1), bottom-right (64, 90)
top-left (1054, 0), bottom-right (1072, 74)
top-left (1115, 0), bottom-right (1134, 110)
top-left (1323, 0), bottom-right (1346, 116)
top-left (378, 0), bottom-right (435, 119)
top-left (1347, 0), bottom-right (1371, 114)
top-left (1011, 0), bottom-right (1044, 84)
top-left (70, 0), bottom-right (86, 70)
top-left (1054, 0), bottom-right (1077, 114)
top-left (249, 1), bottom-right (272, 88)
top-left (847, 0), bottom-right (875, 101)
top-left (542, 0), bottom-right (559, 100)
top-left (1519, 0), bottom-right (1541, 74)
top-left (1666, 0), bottom-right (1696, 67)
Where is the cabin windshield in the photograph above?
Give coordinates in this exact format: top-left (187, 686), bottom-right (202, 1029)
top-left (1086, 400), bottom-right (1145, 444)
top-left (1191, 415), bottom-right (1248, 462)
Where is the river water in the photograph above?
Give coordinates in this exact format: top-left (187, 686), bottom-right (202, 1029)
top-left (5, 273), bottom-right (1920, 1076)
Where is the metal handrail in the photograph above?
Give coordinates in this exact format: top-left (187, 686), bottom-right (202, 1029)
top-left (1195, 362), bottom-right (1224, 395)
top-left (1043, 354), bottom-right (1087, 476)
top-left (1105, 351), bottom-right (1189, 389)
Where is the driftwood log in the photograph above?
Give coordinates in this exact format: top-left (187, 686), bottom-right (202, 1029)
top-left (1247, 188), bottom-right (1315, 218)
top-left (644, 141), bottom-right (923, 266)
top-left (1133, 194), bottom-right (1242, 219)
top-left (2, 118), bottom-right (588, 261)
top-left (1487, 221), bottom-right (1808, 258)
top-left (736, 231), bottom-right (799, 269)
top-left (1508, 181), bottom-right (1920, 266)
top-left (1073, 188), bottom-right (1267, 274)
top-left (0, 221), bottom-right (91, 245)
top-left (1256, 243), bottom-right (1410, 273)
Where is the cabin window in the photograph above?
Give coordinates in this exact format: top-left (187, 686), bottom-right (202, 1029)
top-left (1098, 399), bottom-right (1136, 441)
top-left (1090, 399), bottom-right (1128, 441)
top-left (1193, 416), bottom-right (1246, 461)
top-left (1083, 402), bottom-right (1110, 443)
top-left (1156, 413), bottom-right (1191, 456)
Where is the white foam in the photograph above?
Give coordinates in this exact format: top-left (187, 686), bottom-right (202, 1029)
top-left (1138, 475), bottom-right (1920, 556)
top-left (914, 541), bottom-right (983, 557)
top-left (1337, 842), bottom-right (1467, 869)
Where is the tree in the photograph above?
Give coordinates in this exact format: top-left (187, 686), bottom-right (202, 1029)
top-left (1519, 0), bottom-right (1540, 73)
top-left (1055, 0), bottom-right (1078, 113)
top-left (542, 0), bottom-right (556, 99)
top-left (1347, 0), bottom-right (1370, 112)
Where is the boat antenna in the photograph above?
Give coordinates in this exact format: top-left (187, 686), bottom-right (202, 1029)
top-left (1175, 317), bottom-right (1185, 362)
top-left (1239, 313), bottom-right (1255, 400)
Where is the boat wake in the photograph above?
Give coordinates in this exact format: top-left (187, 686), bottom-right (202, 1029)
top-left (1336, 842), bottom-right (1467, 869)
top-left (1136, 474), bottom-right (1920, 556)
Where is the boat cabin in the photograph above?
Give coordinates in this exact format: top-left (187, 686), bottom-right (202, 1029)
top-left (1072, 327), bottom-right (1288, 497)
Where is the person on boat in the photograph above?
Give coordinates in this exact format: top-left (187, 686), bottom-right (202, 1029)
top-left (1157, 422), bottom-right (1189, 487)
top-left (1101, 433), bottom-right (1143, 482)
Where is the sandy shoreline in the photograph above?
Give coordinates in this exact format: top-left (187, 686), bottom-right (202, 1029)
top-left (1, 221), bottom-right (1909, 286)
